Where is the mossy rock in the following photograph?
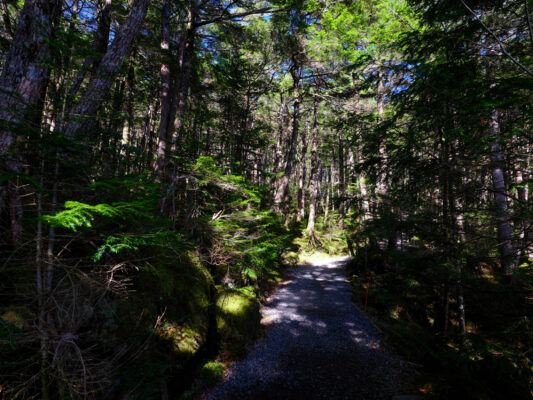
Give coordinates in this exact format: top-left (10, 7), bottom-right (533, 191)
top-left (180, 360), bottom-right (226, 400)
top-left (216, 288), bottom-right (260, 357)
top-left (117, 250), bottom-right (213, 364)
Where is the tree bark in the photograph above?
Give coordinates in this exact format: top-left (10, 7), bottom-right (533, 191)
top-left (155, 0), bottom-right (174, 177)
top-left (338, 133), bottom-right (345, 227)
top-left (297, 121), bottom-right (309, 221)
top-left (489, 109), bottom-right (516, 276)
top-left (64, 0), bottom-right (150, 138)
top-left (324, 165), bottom-right (331, 222)
top-left (307, 94), bottom-right (320, 238)
top-left (0, 0), bottom-right (62, 242)
top-left (274, 65), bottom-right (300, 210)
top-left (270, 93), bottom-right (289, 192)
top-left (173, 0), bottom-right (199, 147)
top-left (65, 0), bottom-right (112, 109)
top-left (0, 0), bottom-right (62, 150)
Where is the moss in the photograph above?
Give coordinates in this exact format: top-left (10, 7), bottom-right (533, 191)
top-left (116, 250), bottom-right (213, 365)
top-left (216, 289), bottom-right (260, 357)
top-left (179, 360), bottom-right (226, 400)
top-left (196, 361), bottom-right (225, 389)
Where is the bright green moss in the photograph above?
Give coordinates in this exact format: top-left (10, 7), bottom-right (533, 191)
top-left (216, 290), bottom-right (260, 356)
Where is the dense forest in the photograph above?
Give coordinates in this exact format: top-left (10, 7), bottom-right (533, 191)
top-left (0, 0), bottom-right (532, 398)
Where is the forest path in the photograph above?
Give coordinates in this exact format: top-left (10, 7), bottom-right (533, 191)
top-left (206, 256), bottom-right (415, 400)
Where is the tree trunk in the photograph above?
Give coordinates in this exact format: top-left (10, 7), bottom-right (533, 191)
top-left (0, 0), bottom-right (62, 242)
top-left (123, 52), bottom-right (136, 174)
top-left (65, 0), bottom-right (112, 109)
top-left (516, 141), bottom-right (531, 259)
top-left (357, 148), bottom-right (371, 222)
top-left (489, 109), bottom-right (516, 276)
top-left (270, 93), bottom-right (288, 192)
top-left (155, 0), bottom-right (173, 177)
top-left (297, 121), bottom-right (309, 221)
top-left (274, 65), bottom-right (300, 210)
top-left (338, 133), bottom-right (345, 227)
top-left (307, 94), bottom-right (320, 239)
top-left (173, 0), bottom-right (199, 147)
top-left (0, 0), bottom-right (62, 153)
top-left (64, 0), bottom-right (150, 138)
top-left (324, 165), bottom-right (331, 222)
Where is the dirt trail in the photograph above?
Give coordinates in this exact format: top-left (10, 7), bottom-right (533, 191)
top-left (206, 256), bottom-right (415, 400)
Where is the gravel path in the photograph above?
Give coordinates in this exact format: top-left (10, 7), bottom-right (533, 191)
top-left (206, 256), bottom-right (415, 400)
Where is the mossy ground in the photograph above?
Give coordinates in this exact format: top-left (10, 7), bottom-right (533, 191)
top-left (292, 214), bottom-right (349, 263)
top-left (216, 288), bottom-right (261, 358)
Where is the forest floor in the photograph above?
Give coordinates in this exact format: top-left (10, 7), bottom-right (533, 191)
top-left (204, 256), bottom-right (419, 399)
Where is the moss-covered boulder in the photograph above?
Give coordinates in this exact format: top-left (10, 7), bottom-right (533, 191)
top-left (117, 250), bottom-right (214, 366)
top-left (216, 286), bottom-right (260, 357)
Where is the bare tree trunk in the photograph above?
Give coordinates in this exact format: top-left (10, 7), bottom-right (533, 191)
top-left (65, 0), bottom-right (112, 108)
top-left (307, 94), bottom-right (320, 240)
top-left (376, 67), bottom-right (387, 197)
top-left (0, 0), bottom-right (62, 241)
top-left (155, 0), bottom-right (175, 177)
top-left (270, 93), bottom-right (288, 192)
top-left (0, 0), bottom-right (62, 153)
top-left (357, 148), bottom-right (371, 222)
top-left (122, 52), bottom-right (136, 174)
top-left (173, 0), bottom-right (199, 147)
top-left (274, 65), bottom-right (300, 211)
top-left (516, 140), bottom-right (531, 259)
top-left (338, 133), bottom-right (345, 228)
top-left (64, 0), bottom-right (150, 138)
top-left (297, 121), bottom-right (309, 221)
top-left (324, 165), bottom-right (331, 222)
top-left (489, 109), bottom-right (516, 276)
top-left (330, 148), bottom-right (338, 212)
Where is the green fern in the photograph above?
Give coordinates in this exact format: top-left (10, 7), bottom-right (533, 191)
top-left (41, 200), bottom-right (152, 231)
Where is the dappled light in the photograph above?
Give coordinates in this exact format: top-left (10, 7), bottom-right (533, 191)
top-left (0, 0), bottom-right (531, 398)
top-left (207, 257), bottom-right (413, 399)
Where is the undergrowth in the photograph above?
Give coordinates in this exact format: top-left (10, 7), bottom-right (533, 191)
top-left (294, 212), bottom-right (349, 262)
top-left (347, 245), bottom-right (533, 399)
top-left (0, 157), bottom-right (301, 399)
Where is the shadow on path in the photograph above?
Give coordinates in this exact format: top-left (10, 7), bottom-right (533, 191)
top-left (206, 256), bottom-right (414, 400)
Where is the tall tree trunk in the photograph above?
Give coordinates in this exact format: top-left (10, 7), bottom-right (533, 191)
top-left (324, 165), bottom-right (331, 222)
top-left (353, 79), bottom-right (371, 224)
top-left (0, 0), bottom-right (62, 152)
top-left (307, 94), bottom-right (320, 240)
top-left (357, 148), bottom-right (371, 222)
top-left (489, 109), bottom-right (516, 276)
top-left (297, 121), bottom-right (309, 221)
top-left (338, 133), bottom-right (345, 227)
top-left (65, 0), bottom-right (112, 109)
top-left (64, 0), bottom-right (150, 139)
top-left (0, 0), bottom-right (62, 242)
top-left (274, 65), bottom-right (300, 211)
top-left (270, 93), bottom-right (288, 192)
top-left (173, 0), bottom-right (199, 148)
top-left (376, 67), bottom-right (387, 199)
top-left (122, 51), bottom-right (136, 174)
top-left (516, 141), bottom-right (531, 259)
top-left (330, 147), bottom-right (338, 212)
top-left (155, 0), bottom-right (174, 177)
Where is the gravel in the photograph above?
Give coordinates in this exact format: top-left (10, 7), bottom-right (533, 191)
top-left (206, 256), bottom-right (416, 400)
